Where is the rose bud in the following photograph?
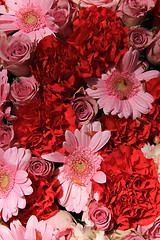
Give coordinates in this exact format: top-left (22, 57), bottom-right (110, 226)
top-left (28, 157), bottom-right (54, 177)
top-left (128, 26), bottom-right (154, 52)
top-left (0, 32), bottom-right (36, 76)
top-left (87, 201), bottom-right (114, 231)
top-left (10, 75), bottom-right (40, 107)
top-left (71, 87), bottom-right (98, 125)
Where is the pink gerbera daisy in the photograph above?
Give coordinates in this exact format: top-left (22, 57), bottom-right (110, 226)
top-left (42, 122), bottom-right (111, 213)
top-left (0, 0), bottom-right (55, 41)
top-left (0, 215), bottom-right (66, 240)
top-left (0, 147), bottom-right (33, 222)
top-left (86, 48), bottom-right (160, 119)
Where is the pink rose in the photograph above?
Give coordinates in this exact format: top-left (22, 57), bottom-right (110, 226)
top-left (138, 216), bottom-right (160, 240)
top-left (146, 33), bottom-right (160, 66)
top-left (46, 0), bottom-right (73, 40)
top-left (28, 157), bottom-right (54, 177)
top-left (10, 75), bottom-right (39, 107)
top-left (128, 26), bottom-right (154, 51)
top-left (0, 32), bottom-right (36, 76)
top-left (71, 87), bottom-right (98, 125)
top-left (117, 0), bottom-right (155, 27)
top-left (0, 124), bottom-right (14, 150)
top-left (88, 201), bottom-right (114, 231)
top-left (71, 0), bottom-right (119, 10)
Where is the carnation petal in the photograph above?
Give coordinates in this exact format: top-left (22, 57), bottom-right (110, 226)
top-left (93, 171), bottom-right (106, 183)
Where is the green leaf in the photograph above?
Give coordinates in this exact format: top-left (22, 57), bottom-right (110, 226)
top-left (78, 1), bottom-right (81, 10)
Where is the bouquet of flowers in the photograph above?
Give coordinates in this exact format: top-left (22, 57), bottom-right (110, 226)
top-left (0, 0), bottom-right (160, 239)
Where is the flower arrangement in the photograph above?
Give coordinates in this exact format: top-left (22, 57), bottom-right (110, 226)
top-left (0, 0), bottom-right (160, 239)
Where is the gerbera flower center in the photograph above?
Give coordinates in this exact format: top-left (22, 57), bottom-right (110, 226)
top-left (64, 147), bottom-right (100, 186)
top-left (106, 71), bottom-right (140, 100)
top-left (0, 165), bottom-right (15, 198)
top-left (15, 3), bottom-right (46, 33)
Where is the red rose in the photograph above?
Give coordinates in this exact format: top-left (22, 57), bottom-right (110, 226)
top-left (67, 6), bottom-right (128, 77)
top-left (93, 145), bottom-right (160, 230)
top-left (30, 34), bottom-right (91, 100)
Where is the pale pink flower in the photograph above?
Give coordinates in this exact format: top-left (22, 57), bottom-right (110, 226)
top-left (10, 220), bottom-right (26, 239)
top-left (24, 215), bottom-right (56, 240)
top-left (0, 147), bottom-right (33, 222)
top-left (86, 48), bottom-right (160, 119)
top-left (42, 122), bottom-right (111, 213)
top-left (1, 215), bottom-right (69, 240)
top-left (141, 143), bottom-right (160, 182)
top-left (0, 224), bottom-right (15, 240)
top-left (45, 210), bottom-right (74, 233)
top-left (0, 0), bottom-right (56, 41)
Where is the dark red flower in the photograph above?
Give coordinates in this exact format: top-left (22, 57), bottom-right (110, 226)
top-left (67, 6), bottom-right (128, 77)
top-left (12, 88), bottom-right (77, 157)
top-left (30, 34), bottom-right (91, 100)
top-left (93, 145), bottom-right (160, 230)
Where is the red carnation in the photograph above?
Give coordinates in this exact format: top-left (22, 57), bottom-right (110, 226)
top-left (12, 88), bottom-right (77, 157)
top-left (30, 34), bottom-right (91, 100)
top-left (67, 6), bottom-right (128, 77)
top-left (93, 145), bottom-right (160, 230)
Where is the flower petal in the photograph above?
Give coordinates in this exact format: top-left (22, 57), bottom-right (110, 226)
top-left (92, 171), bottom-right (106, 184)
